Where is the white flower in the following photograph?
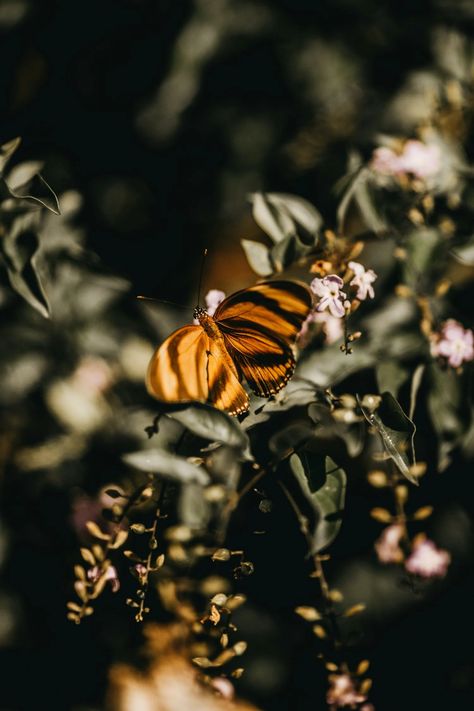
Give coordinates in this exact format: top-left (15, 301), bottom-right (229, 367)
top-left (348, 261), bottom-right (377, 301)
top-left (311, 275), bottom-right (347, 318)
top-left (405, 538), bottom-right (451, 579)
top-left (205, 289), bottom-right (226, 316)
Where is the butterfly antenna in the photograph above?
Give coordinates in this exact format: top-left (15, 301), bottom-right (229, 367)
top-left (136, 295), bottom-right (189, 310)
top-left (196, 248), bottom-right (208, 307)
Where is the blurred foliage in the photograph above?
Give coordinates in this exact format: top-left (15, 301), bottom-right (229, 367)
top-left (0, 2), bottom-right (474, 711)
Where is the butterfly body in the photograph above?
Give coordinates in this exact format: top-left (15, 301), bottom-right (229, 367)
top-left (147, 281), bottom-right (312, 416)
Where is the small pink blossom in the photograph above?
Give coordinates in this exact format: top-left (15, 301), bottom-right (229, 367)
top-left (210, 676), bottom-right (235, 700)
top-left (399, 140), bottom-right (441, 179)
top-left (327, 674), bottom-right (367, 708)
top-left (297, 310), bottom-right (344, 347)
top-left (431, 319), bottom-right (474, 368)
top-left (72, 357), bottom-right (113, 396)
top-left (88, 564), bottom-right (120, 592)
top-left (348, 261), bottom-right (377, 301)
top-left (374, 524), bottom-right (405, 564)
top-left (311, 275), bottom-right (347, 318)
top-left (371, 140), bottom-right (441, 180)
top-left (134, 563), bottom-right (148, 584)
top-left (405, 538), bottom-right (451, 579)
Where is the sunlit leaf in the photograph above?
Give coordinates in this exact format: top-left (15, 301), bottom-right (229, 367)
top-left (167, 404), bottom-right (250, 453)
top-left (123, 448), bottom-right (210, 485)
top-left (240, 239), bottom-right (273, 276)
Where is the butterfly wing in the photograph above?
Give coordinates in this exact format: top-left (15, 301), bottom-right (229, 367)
top-left (146, 324), bottom-right (249, 416)
top-left (214, 281), bottom-right (312, 397)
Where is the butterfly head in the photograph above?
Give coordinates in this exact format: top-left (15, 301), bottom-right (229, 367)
top-left (193, 305), bottom-right (207, 322)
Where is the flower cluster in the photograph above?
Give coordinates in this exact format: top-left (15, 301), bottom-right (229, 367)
top-left (375, 526), bottom-right (451, 580)
top-left (298, 262), bottom-right (377, 348)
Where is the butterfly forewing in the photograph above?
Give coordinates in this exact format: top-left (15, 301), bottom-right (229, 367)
top-left (214, 280), bottom-right (312, 398)
top-left (214, 281), bottom-right (312, 339)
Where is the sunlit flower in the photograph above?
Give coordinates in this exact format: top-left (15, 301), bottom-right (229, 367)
top-left (311, 275), bottom-right (347, 318)
top-left (205, 289), bottom-right (226, 316)
top-left (327, 674), bottom-right (367, 708)
top-left (431, 319), bottom-right (474, 368)
top-left (348, 261), bottom-right (377, 301)
top-left (88, 564), bottom-right (120, 592)
top-left (374, 524), bottom-right (405, 564)
top-left (371, 140), bottom-right (441, 180)
top-left (405, 538), bottom-right (451, 579)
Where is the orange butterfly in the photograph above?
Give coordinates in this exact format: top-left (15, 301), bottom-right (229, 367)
top-left (146, 281), bottom-right (312, 416)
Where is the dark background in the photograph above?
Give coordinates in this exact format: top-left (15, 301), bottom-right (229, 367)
top-left (0, 1), bottom-right (473, 710)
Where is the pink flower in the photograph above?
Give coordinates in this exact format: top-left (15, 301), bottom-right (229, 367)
top-left (313, 311), bottom-right (344, 343)
top-left (374, 524), bottom-right (405, 564)
top-left (205, 289), bottom-right (226, 316)
top-left (405, 538), bottom-right (451, 579)
top-left (327, 674), bottom-right (367, 708)
top-left (72, 357), bottom-right (113, 396)
top-left (311, 275), bottom-right (347, 318)
top-left (370, 146), bottom-right (402, 176)
top-left (210, 677), bottom-right (235, 700)
top-left (348, 261), bottom-right (377, 301)
top-left (297, 309), bottom-right (344, 347)
top-left (88, 564), bottom-right (120, 592)
top-left (399, 140), bottom-right (441, 179)
top-left (371, 140), bottom-right (441, 180)
top-left (431, 320), bottom-right (474, 368)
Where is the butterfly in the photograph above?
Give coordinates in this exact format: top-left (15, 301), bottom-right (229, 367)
top-left (146, 280), bottom-right (313, 416)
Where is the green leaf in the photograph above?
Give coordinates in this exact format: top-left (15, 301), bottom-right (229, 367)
top-left (336, 153), bottom-right (386, 235)
top-left (123, 448), bottom-right (210, 485)
top-left (376, 361), bottom-right (410, 398)
top-left (5, 172), bottom-right (60, 214)
top-left (249, 192), bottom-right (321, 245)
top-left (0, 137), bottom-right (21, 174)
top-left (360, 392), bottom-right (418, 484)
top-left (250, 192), bottom-right (294, 243)
top-left (450, 237), bottom-right (474, 266)
top-left (240, 239), bottom-right (273, 276)
top-left (409, 364), bottom-right (425, 421)
top-left (426, 363), bottom-right (471, 471)
top-left (1, 222), bottom-right (51, 318)
top-left (403, 229), bottom-right (443, 285)
top-left (167, 404), bottom-right (250, 455)
top-left (290, 454), bottom-right (346, 553)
